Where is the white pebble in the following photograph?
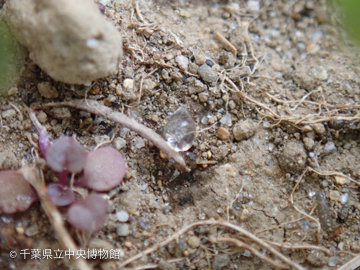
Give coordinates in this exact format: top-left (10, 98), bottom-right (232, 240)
top-left (123, 79), bottom-right (134, 90)
top-left (116, 210), bottom-right (129, 222)
top-left (247, 0), bottom-right (260, 11)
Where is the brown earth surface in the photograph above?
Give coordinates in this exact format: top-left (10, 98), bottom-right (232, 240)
top-left (1, 0), bottom-right (360, 269)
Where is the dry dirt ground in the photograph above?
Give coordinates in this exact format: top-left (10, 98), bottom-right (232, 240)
top-left (1, 0), bottom-right (360, 269)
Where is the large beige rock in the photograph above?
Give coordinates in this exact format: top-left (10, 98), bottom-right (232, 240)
top-left (4, 0), bottom-right (122, 84)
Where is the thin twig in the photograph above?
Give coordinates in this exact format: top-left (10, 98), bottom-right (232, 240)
top-left (41, 99), bottom-right (188, 171)
top-left (117, 220), bottom-right (305, 270)
top-left (218, 237), bottom-right (288, 269)
top-left (134, 0), bottom-right (145, 22)
top-left (290, 168), bottom-right (321, 238)
top-left (215, 32), bottom-right (237, 56)
top-left (261, 239), bottom-right (332, 256)
top-left (21, 164), bottom-right (92, 270)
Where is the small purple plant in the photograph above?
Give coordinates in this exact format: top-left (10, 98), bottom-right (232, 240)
top-left (67, 193), bottom-right (108, 233)
top-left (1, 114), bottom-right (126, 233)
top-left (42, 136), bottom-right (126, 232)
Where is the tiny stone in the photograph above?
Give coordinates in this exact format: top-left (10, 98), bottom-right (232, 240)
top-left (113, 137), bottom-right (127, 150)
top-left (198, 92), bottom-right (208, 103)
top-left (1, 109), bottom-right (16, 119)
top-left (52, 107), bottom-right (71, 119)
top-left (25, 224), bottom-right (39, 236)
top-left (220, 113), bottom-right (232, 126)
top-left (233, 119), bottom-right (257, 141)
top-left (247, 0), bottom-right (260, 11)
top-left (340, 193), bottom-right (349, 204)
top-left (195, 53), bottom-right (206, 66)
top-left (116, 223), bottom-right (130, 236)
top-left (321, 180), bottom-right (329, 187)
top-left (212, 254), bottom-right (230, 270)
top-left (324, 142), bottom-right (336, 155)
top-left (217, 127), bottom-right (230, 140)
top-left (311, 66), bottom-right (328, 81)
top-left (312, 123), bottom-right (325, 135)
top-left (343, 143), bottom-right (351, 150)
top-left (329, 190), bottom-right (341, 202)
top-left (199, 64), bottom-right (218, 83)
top-left (303, 137), bottom-right (315, 151)
top-left (301, 125), bottom-right (313, 133)
top-left (116, 210), bottom-right (129, 222)
top-left (228, 100), bottom-right (236, 110)
top-left (187, 236), bottom-right (200, 248)
top-left (8, 87), bottom-right (18, 96)
top-left (175, 55), bottom-right (189, 71)
top-left (123, 78), bottom-right (134, 89)
top-left (38, 82), bottom-right (59, 98)
top-left (188, 62), bottom-right (199, 74)
top-left (334, 176), bottom-right (347, 186)
top-left (240, 208), bottom-right (250, 221)
top-left (16, 227), bottom-right (25, 234)
top-left (157, 259), bottom-right (173, 270)
top-left (205, 59), bottom-right (214, 67)
top-left (115, 84), bottom-right (122, 95)
top-left (36, 111), bottom-right (48, 124)
top-left (328, 256), bottom-right (341, 267)
top-left (218, 51), bottom-right (236, 69)
top-left (134, 137), bottom-right (145, 149)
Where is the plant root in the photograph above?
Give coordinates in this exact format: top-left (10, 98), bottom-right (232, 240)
top-left (42, 99), bottom-right (189, 171)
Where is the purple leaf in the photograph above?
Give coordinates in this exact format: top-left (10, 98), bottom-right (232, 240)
top-left (45, 137), bottom-right (89, 173)
top-left (0, 170), bottom-right (37, 214)
top-left (67, 194), bottom-right (107, 232)
top-left (84, 147), bottom-right (126, 192)
top-left (47, 183), bottom-right (75, 206)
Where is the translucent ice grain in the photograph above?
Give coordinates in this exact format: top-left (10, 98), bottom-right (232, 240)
top-left (165, 107), bottom-right (196, 152)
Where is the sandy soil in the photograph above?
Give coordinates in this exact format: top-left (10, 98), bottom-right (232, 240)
top-left (1, 0), bottom-right (360, 269)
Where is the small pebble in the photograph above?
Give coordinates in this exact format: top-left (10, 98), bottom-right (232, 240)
top-left (36, 111), bottom-right (48, 124)
top-left (38, 82), bottom-right (59, 98)
top-left (1, 109), bottom-right (16, 119)
top-left (311, 66), bottom-right (328, 81)
top-left (8, 87), bottom-right (18, 96)
top-left (233, 119), bottom-right (257, 141)
top-left (195, 53), bottom-right (206, 66)
top-left (301, 125), bottom-right (312, 133)
top-left (312, 123), bottom-right (325, 135)
top-left (212, 254), bottom-right (230, 270)
top-left (175, 55), bottom-right (189, 71)
top-left (217, 127), bottom-right (230, 140)
top-left (199, 64), bottom-right (218, 83)
top-left (134, 137), bottom-right (145, 148)
top-left (340, 193), bottom-right (349, 204)
top-left (123, 78), bottom-right (134, 89)
top-left (25, 224), bottom-right (39, 236)
top-left (334, 176), bottom-right (347, 186)
top-left (116, 210), bottom-right (129, 222)
top-left (247, 0), bottom-right (260, 11)
top-left (329, 190), bottom-right (341, 202)
top-left (116, 223), bottom-right (130, 236)
top-left (187, 236), bottom-right (200, 248)
top-left (52, 107), bottom-right (71, 119)
top-left (328, 256), bottom-right (341, 267)
top-left (324, 142), bottom-right (336, 155)
top-left (113, 137), bottom-right (126, 150)
top-left (198, 92), bottom-right (208, 103)
top-left (16, 227), bottom-right (25, 235)
top-left (240, 208), bottom-right (250, 221)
